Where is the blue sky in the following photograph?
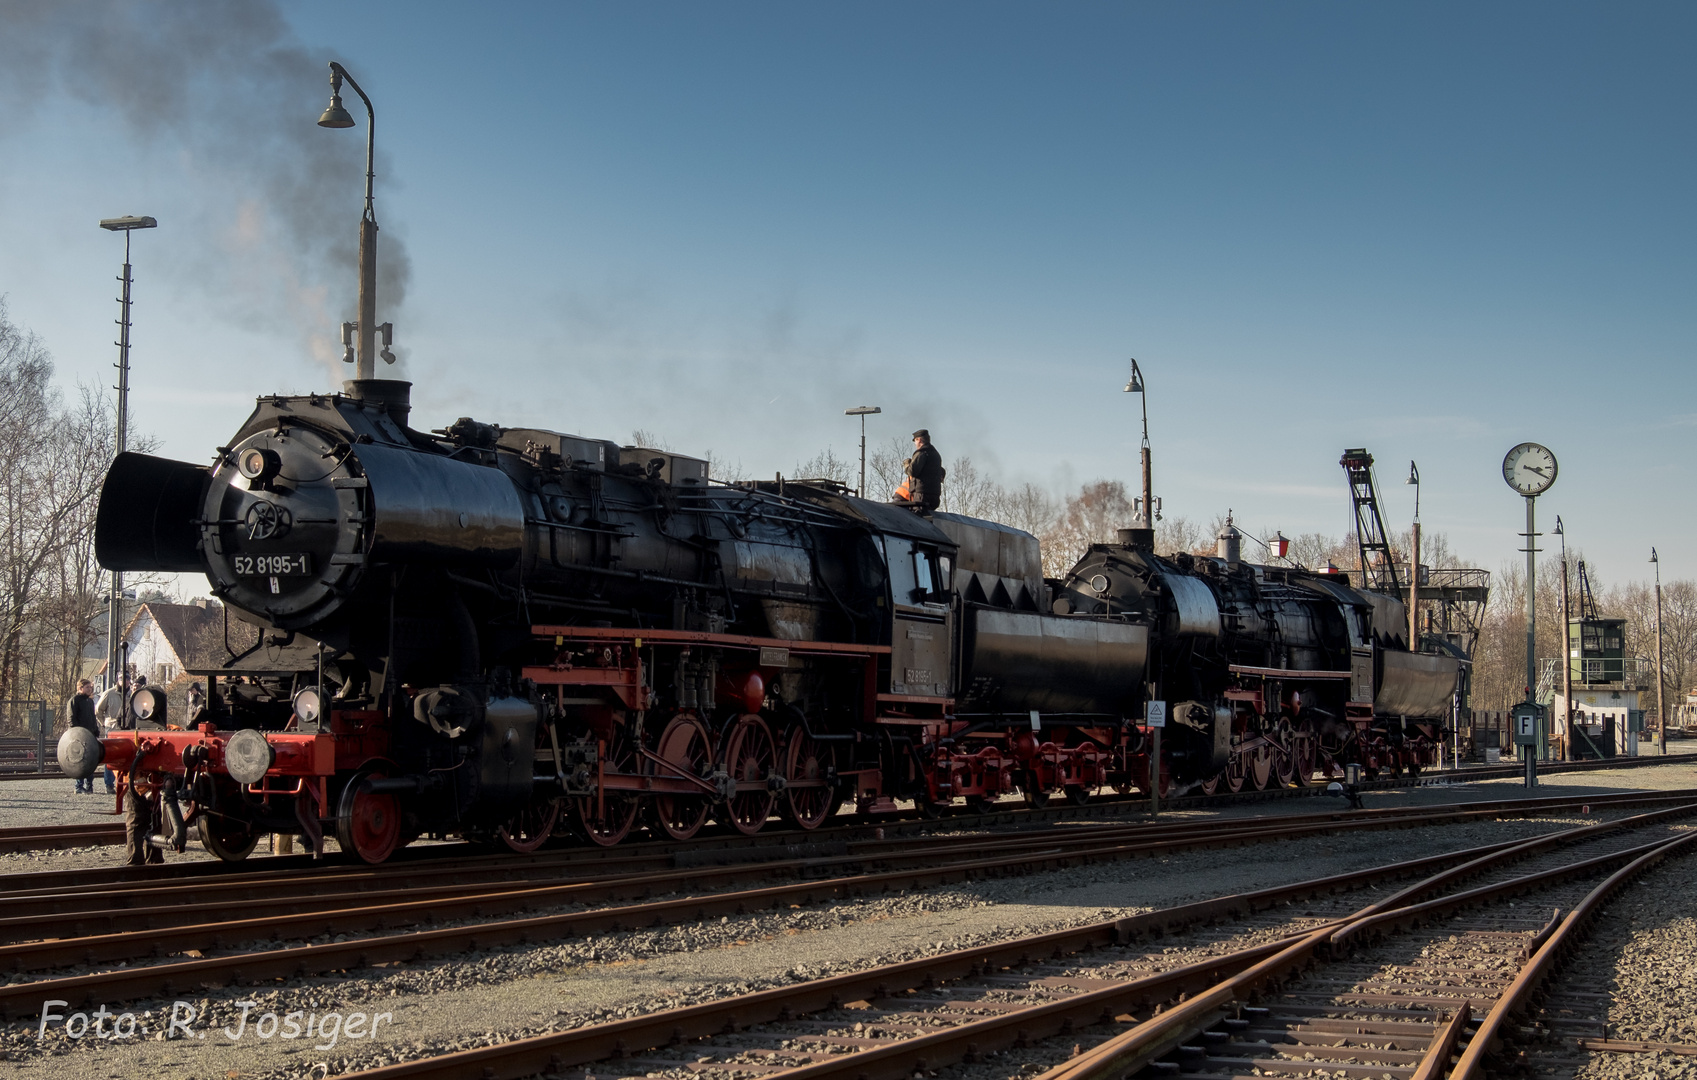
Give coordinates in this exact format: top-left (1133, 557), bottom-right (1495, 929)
top-left (1, 2), bottom-right (1691, 584)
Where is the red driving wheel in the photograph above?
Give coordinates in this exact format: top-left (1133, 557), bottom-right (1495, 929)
top-left (336, 771), bottom-right (402, 865)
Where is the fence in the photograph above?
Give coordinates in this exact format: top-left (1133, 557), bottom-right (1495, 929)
top-left (0, 700), bottom-right (52, 775)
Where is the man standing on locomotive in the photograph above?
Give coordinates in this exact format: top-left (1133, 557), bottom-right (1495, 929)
top-left (893, 429), bottom-right (945, 513)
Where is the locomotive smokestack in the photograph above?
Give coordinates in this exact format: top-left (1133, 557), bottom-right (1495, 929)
top-left (345, 378), bottom-right (412, 428)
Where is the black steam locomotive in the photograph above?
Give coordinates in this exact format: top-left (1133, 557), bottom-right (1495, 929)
top-left (62, 376), bottom-right (1459, 863)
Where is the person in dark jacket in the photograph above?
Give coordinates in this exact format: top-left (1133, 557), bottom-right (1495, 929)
top-left (894, 429), bottom-right (944, 513)
top-left (66, 679), bottom-right (98, 793)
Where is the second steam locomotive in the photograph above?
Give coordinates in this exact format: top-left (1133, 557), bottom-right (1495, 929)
top-left (64, 376), bottom-right (1460, 862)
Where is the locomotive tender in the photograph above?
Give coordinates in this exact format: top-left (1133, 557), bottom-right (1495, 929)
top-left (61, 376), bottom-right (1460, 862)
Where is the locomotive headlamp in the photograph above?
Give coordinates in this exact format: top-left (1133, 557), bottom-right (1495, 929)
top-left (237, 447), bottom-right (282, 483)
top-left (129, 686), bottom-right (167, 727)
top-left (293, 686), bottom-right (323, 725)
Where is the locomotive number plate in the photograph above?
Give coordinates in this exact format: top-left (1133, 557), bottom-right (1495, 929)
top-left (233, 553), bottom-right (313, 577)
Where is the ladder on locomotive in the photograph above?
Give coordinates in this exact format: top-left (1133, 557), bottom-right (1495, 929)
top-left (1339, 448), bottom-right (1402, 594)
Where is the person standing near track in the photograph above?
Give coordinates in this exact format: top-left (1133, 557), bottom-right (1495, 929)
top-left (65, 679), bottom-right (99, 794)
top-left (94, 680), bottom-right (123, 794)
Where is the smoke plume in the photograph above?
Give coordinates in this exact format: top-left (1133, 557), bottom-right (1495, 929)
top-left (0, 0), bottom-right (410, 372)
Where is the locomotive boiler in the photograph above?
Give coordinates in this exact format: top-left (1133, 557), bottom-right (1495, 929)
top-left (62, 376), bottom-right (1460, 863)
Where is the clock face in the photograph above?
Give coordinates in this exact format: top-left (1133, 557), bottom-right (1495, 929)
top-left (1502, 442), bottom-right (1557, 495)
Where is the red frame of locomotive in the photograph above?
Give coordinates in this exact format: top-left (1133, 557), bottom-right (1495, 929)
top-left (96, 619), bottom-right (1438, 845)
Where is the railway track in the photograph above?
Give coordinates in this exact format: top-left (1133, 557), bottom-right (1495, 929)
top-left (294, 800), bottom-right (1697, 1080)
top-left (4, 787), bottom-right (1685, 904)
top-left (0, 793), bottom-right (1687, 1038)
top-left (0, 797), bottom-right (1637, 1014)
top-left (2, 748), bottom-right (1690, 857)
top-left (0, 821), bottom-right (123, 853)
top-left (0, 792), bottom-right (1677, 1031)
top-left (3, 789), bottom-right (1691, 958)
top-left (1043, 829), bottom-right (1695, 1079)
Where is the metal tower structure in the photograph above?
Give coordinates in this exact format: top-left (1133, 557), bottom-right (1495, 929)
top-left (1339, 448), bottom-right (1402, 595)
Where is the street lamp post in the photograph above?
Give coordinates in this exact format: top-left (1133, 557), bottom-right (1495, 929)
top-left (98, 214), bottom-right (157, 695)
top-left (1405, 461), bottom-right (1421, 653)
top-left (1652, 548), bottom-right (1667, 755)
top-left (1555, 517), bottom-right (1572, 760)
top-left (1123, 359), bottom-right (1160, 814)
top-left (317, 62), bottom-right (389, 381)
top-left (845, 406), bottom-right (880, 496)
top-left (1123, 360), bottom-right (1156, 533)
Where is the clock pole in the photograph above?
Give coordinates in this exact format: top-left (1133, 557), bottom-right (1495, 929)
top-left (1505, 442), bottom-right (1555, 788)
top-left (1524, 494), bottom-right (1539, 764)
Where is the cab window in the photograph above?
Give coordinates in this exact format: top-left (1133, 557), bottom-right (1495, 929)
top-left (886, 537), bottom-right (947, 606)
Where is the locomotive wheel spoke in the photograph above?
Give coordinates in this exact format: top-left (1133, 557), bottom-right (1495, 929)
top-left (497, 799), bottom-right (561, 854)
top-left (653, 713), bottom-right (713, 841)
top-left (575, 734), bottom-right (641, 847)
top-left (1225, 745), bottom-right (1248, 792)
top-left (1274, 726), bottom-right (1297, 788)
top-left (1248, 741), bottom-right (1274, 790)
top-left (500, 720), bottom-right (566, 853)
top-left (1292, 733), bottom-right (1317, 786)
top-left (779, 725), bottom-right (837, 831)
top-left (717, 714), bottom-right (777, 836)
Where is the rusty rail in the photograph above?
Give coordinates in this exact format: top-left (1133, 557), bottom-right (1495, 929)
top-left (302, 807), bottom-right (1694, 1079)
top-left (1449, 829), bottom-right (1697, 1077)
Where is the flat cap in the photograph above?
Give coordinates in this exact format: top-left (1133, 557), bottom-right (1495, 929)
top-left (912, 429), bottom-right (929, 440)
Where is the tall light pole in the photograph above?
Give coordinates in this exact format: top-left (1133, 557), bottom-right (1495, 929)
top-left (1123, 358), bottom-right (1160, 813)
top-left (1652, 547), bottom-right (1667, 755)
top-left (1555, 517), bottom-right (1572, 759)
top-left (1123, 359), bottom-right (1156, 537)
top-left (98, 214), bottom-right (157, 694)
top-left (845, 406), bottom-right (880, 496)
top-left (317, 61), bottom-right (389, 381)
top-left (1405, 461), bottom-right (1420, 652)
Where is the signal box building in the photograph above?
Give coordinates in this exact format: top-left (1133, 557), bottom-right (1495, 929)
top-left (1549, 616), bottom-right (1641, 759)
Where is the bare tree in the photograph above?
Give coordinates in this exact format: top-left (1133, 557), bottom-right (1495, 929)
top-left (0, 301), bottom-right (102, 708)
top-left (792, 447), bottom-right (853, 485)
top-left (989, 482), bottom-right (1058, 540)
top-left (704, 449), bottom-right (748, 484)
top-left (868, 436), bottom-right (913, 503)
top-left (938, 456), bottom-right (999, 517)
top-left (1157, 516), bottom-right (1210, 558)
top-left (0, 301), bottom-right (161, 729)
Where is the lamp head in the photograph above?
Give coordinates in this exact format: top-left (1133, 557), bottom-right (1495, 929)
top-left (318, 94), bottom-right (355, 128)
top-left (1123, 358), bottom-right (1144, 394)
top-left (1405, 461), bottom-right (1419, 485)
top-left (318, 63), bottom-right (355, 127)
top-left (1651, 547), bottom-right (1658, 564)
top-left (1553, 516), bottom-right (1563, 536)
